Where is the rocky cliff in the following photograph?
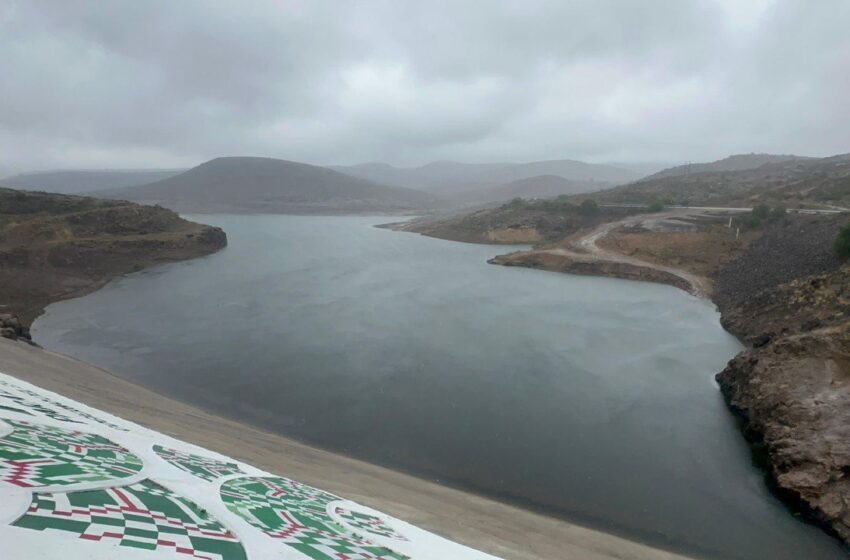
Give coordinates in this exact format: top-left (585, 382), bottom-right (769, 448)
top-left (714, 262), bottom-right (850, 543)
top-left (0, 188), bottom-right (227, 332)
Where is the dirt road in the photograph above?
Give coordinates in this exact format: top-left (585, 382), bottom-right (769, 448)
top-left (538, 210), bottom-right (725, 298)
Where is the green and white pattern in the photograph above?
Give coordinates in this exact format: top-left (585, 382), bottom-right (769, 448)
top-left (15, 388), bottom-right (127, 431)
top-left (0, 420), bottom-right (142, 488)
top-left (0, 373), bottom-right (499, 560)
top-left (153, 445), bottom-right (243, 482)
top-left (335, 506), bottom-right (409, 541)
top-left (0, 388), bottom-right (82, 423)
top-left (220, 476), bottom-right (408, 560)
top-left (15, 479), bottom-right (247, 560)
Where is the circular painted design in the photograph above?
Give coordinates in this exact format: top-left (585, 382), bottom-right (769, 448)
top-left (220, 476), bottom-right (408, 560)
top-left (0, 420), bottom-right (142, 488)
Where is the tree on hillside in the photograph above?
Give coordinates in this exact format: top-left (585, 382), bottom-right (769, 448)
top-left (579, 199), bottom-right (599, 216)
top-left (752, 204), bottom-right (771, 221)
top-left (835, 222), bottom-right (850, 259)
top-left (647, 200), bottom-right (665, 212)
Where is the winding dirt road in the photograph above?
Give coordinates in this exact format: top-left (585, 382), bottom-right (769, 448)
top-left (538, 210), bottom-right (723, 298)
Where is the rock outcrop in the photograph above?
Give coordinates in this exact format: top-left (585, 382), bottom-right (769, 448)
top-left (717, 321), bottom-right (850, 542)
top-left (0, 314), bottom-right (30, 342)
top-left (0, 188), bottom-right (227, 328)
top-left (712, 219), bottom-right (850, 545)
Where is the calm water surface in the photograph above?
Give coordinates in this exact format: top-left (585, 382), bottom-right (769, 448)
top-left (33, 215), bottom-right (846, 559)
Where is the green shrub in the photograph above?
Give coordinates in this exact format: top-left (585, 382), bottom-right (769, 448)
top-left (770, 205), bottom-right (787, 219)
top-left (835, 222), bottom-right (850, 259)
top-left (579, 199), bottom-right (599, 216)
top-left (752, 204), bottom-right (771, 220)
top-left (647, 200), bottom-right (665, 212)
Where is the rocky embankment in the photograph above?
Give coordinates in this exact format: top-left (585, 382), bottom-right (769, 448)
top-left (0, 188), bottom-right (227, 335)
top-left (712, 216), bottom-right (850, 543)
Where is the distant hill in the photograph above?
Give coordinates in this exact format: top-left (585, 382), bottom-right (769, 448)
top-left (96, 157), bottom-right (441, 214)
top-left (644, 154), bottom-right (811, 181)
top-left (602, 161), bottom-right (679, 178)
top-left (331, 159), bottom-right (638, 194)
top-left (448, 175), bottom-right (609, 205)
top-left (0, 169), bottom-right (186, 195)
top-left (581, 153), bottom-right (850, 208)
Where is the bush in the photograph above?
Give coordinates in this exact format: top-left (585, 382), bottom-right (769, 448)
top-left (502, 197), bottom-right (527, 209)
top-left (835, 222), bottom-right (850, 259)
top-left (770, 205), bottom-right (787, 219)
top-left (579, 199), bottom-right (599, 216)
top-left (647, 200), bottom-right (665, 212)
top-left (752, 204), bottom-right (771, 221)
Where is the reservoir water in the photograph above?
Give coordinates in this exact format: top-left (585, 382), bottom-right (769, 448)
top-left (33, 215), bottom-right (846, 559)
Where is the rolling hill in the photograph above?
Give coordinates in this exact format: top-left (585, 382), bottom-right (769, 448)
top-left (448, 175), bottom-right (610, 205)
top-left (581, 153), bottom-right (850, 208)
top-left (96, 157), bottom-right (441, 214)
top-left (642, 154), bottom-right (811, 181)
top-left (0, 169), bottom-right (186, 195)
top-left (331, 159), bottom-right (639, 194)
top-left (0, 188), bottom-right (225, 326)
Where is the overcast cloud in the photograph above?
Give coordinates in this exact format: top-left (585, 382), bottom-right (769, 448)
top-left (1, 0), bottom-right (848, 173)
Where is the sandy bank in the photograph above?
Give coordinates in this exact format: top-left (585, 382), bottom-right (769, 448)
top-left (0, 337), bottom-right (693, 560)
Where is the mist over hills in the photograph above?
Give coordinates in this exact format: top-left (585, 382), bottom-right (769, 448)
top-left (448, 175), bottom-right (609, 205)
top-left (331, 159), bottom-right (639, 194)
top-left (642, 154), bottom-right (812, 182)
top-left (0, 169), bottom-right (186, 195)
top-left (95, 156), bottom-right (441, 214)
top-left (581, 152), bottom-right (850, 207)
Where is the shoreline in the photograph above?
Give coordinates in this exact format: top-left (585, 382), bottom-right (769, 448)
top-left (0, 336), bottom-right (695, 560)
top-left (463, 217), bottom-right (850, 552)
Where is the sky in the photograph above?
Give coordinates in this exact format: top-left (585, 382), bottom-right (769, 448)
top-left (1, 0), bottom-right (849, 174)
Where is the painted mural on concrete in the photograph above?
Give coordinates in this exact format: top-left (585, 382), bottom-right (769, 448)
top-left (0, 372), bottom-right (500, 560)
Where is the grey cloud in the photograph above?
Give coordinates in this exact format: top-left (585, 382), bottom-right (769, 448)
top-left (0, 0), bottom-right (848, 173)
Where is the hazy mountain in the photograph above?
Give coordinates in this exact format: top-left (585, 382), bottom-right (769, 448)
top-left (643, 154), bottom-right (812, 181)
top-left (331, 159), bottom-right (638, 193)
top-left (449, 175), bottom-right (610, 205)
top-left (0, 169), bottom-right (185, 195)
top-left (96, 156), bottom-right (441, 214)
top-left (582, 153), bottom-right (850, 207)
top-left (602, 161), bottom-right (679, 179)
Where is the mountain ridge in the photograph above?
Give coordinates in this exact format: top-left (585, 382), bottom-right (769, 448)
top-left (95, 156), bottom-right (441, 214)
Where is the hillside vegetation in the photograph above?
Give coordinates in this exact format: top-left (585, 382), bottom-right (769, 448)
top-left (0, 188), bottom-right (226, 327)
top-left (586, 153), bottom-right (850, 208)
top-left (643, 154), bottom-right (810, 181)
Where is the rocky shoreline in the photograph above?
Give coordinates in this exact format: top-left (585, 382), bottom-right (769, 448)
top-left (405, 210), bottom-right (850, 549)
top-left (0, 188), bottom-right (227, 333)
top-left (489, 250), bottom-right (692, 293)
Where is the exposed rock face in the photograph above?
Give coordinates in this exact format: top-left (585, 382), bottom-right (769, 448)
top-left (712, 220), bottom-right (850, 545)
top-left (0, 188), bottom-right (227, 328)
top-left (717, 323), bottom-right (850, 542)
top-left (0, 314), bottom-right (30, 341)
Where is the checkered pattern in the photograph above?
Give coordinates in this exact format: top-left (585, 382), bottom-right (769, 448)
top-left (335, 507), bottom-right (409, 541)
top-left (0, 420), bottom-right (142, 487)
top-left (0, 389), bottom-right (82, 424)
top-left (15, 479), bottom-right (246, 559)
top-left (153, 445), bottom-right (243, 482)
top-left (220, 476), bottom-right (408, 560)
